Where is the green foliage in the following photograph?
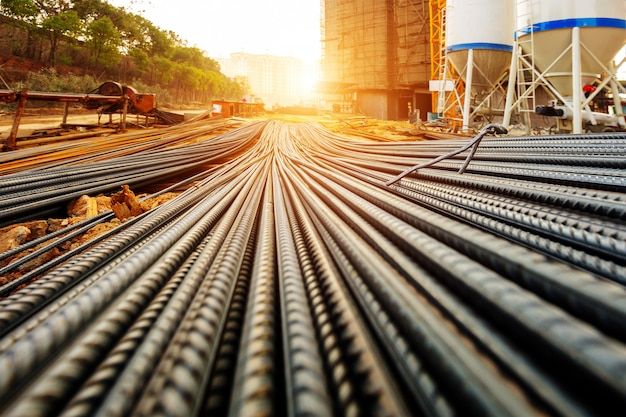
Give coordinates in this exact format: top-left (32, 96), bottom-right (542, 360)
top-left (86, 16), bottom-right (121, 68)
top-left (23, 69), bottom-right (99, 92)
top-left (0, 0), bottom-right (38, 19)
top-left (2, 0), bottom-right (249, 104)
top-left (43, 10), bottom-right (82, 65)
top-left (41, 10), bottom-right (80, 35)
top-left (57, 53), bottom-right (72, 66)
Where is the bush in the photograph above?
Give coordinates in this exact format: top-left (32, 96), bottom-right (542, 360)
top-left (6, 68), bottom-right (242, 110)
top-left (24, 69), bottom-right (99, 93)
top-left (57, 54), bottom-right (73, 66)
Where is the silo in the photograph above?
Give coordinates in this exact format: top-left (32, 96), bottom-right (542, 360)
top-left (446, 0), bottom-right (515, 130)
top-left (516, 0), bottom-right (626, 98)
top-left (508, 0), bottom-right (626, 133)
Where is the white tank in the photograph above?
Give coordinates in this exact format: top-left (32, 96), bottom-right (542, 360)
top-left (446, 0), bottom-right (515, 89)
top-left (517, 0), bottom-right (626, 97)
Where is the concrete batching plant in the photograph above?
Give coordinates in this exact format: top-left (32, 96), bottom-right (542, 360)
top-left (503, 0), bottom-right (626, 133)
top-left (443, 0), bottom-right (514, 131)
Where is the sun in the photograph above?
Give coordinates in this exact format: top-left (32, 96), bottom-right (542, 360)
top-left (298, 62), bottom-right (321, 97)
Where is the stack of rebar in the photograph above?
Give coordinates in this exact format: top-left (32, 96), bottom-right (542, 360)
top-left (0, 121), bottom-right (625, 417)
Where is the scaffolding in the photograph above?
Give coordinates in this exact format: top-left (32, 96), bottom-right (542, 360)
top-left (395, 1), bottom-right (430, 88)
top-left (321, 0), bottom-right (389, 89)
top-left (427, 0), bottom-right (465, 125)
top-left (429, 0), bottom-right (446, 112)
top-left (321, 0), bottom-right (431, 117)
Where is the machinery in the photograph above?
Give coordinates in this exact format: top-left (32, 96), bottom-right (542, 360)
top-left (503, 0), bottom-right (626, 133)
top-left (1, 81), bottom-right (183, 150)
top-left (84, 81), bottom-right (157, 115)
top-left (443, 0), bottom-right (514, 131)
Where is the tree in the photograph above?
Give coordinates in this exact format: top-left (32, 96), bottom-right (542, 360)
top-left (86, 16), bottom-right (121, 69)
top-left (0, 0), bottom-right (37, 17)
top-left (1, 1), bottom-right (81, 65)
top-left (2, 0), bottom-right (248, 103)
top-left (149, 56), bottom-right (174, 86)
top-left (127, 47), bottom-right (149, 79)
top-left (147, 25), bottom-right (173, 56)
top-left (42, 10), bottom-right (80, 65)
top-left (1, 0), bottom-right (38, 57)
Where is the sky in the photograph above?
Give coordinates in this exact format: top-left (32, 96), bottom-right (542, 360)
top-left (109, 0), bottom-right (321, 62)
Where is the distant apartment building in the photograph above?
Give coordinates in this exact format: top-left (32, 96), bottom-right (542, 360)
top-left (321, 0), bottom-right (432, 120)
top-left (219, 53), bottom-right (310, 107)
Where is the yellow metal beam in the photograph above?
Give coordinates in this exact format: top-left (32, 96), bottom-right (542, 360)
top-left (428, 0), bottom-right (446, 112)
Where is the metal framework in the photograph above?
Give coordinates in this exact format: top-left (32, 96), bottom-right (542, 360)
top-left (503, 0), bottom-right (626, 133)
top-left (0, 89), bottom-right (128, 151)
top-left (428, 0), bottom-right (466, 127)
top-left (395, 0), bottom-right (430, 88)
top-left (429, 0), bottom-right (446, 112)
top-left (321, 0), bottom-right (431, 119)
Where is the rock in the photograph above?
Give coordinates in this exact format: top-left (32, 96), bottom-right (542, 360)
top-left (0, 226), bottom-right (31, 253)
top-left (16, 247), bottom-right (61, 272)
top-left (141, 192), bottom-right (180, 210)
top-left (68, 219), bottom-right (121, 250)
top-left (47, 218), bottom-right (70, 233)
top-left (95, 195), bottom-right (112, 214)
top-left (19, 220), bottom-right (48, 239)
top-left (68, 195), bottom-right (111, 219)
top-left (111, 185), bottom-right (145, 221)
top-left (68, 195), bottom-right (99, 218)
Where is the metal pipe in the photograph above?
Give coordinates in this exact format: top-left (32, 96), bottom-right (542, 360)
top-left (0, 89), bottom-right (123, 103)
top-left (503, 42), bottom-right (518, 127)
top-left (571, 27), bottom-right (583, 134)
top-left (609, 61), bottom-right (626, 128)
top-left (462, 49), bottom-right (474, 132)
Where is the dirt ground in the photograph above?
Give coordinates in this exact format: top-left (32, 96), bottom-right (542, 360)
top-left (261, 113), bottom-right (425, 141)
top-left (0, 187), bottom-right (180, 290)
top-left (0, 107), bottom-right (206, 137)
top-left (0, 112), bottom-right (107, 136)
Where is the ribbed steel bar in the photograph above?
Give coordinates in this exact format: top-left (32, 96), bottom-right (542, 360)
top-left (0, 120), bottom-right (625, 417)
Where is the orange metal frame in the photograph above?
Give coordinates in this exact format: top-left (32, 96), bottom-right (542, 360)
top-left (429, 0), bottom-right (464, 126)
top-left (429, 0), bottom-right (446, 113)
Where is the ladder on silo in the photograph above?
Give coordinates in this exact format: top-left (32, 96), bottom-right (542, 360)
top-left (436, 4), bottom-right (448, 114)
top-left (515, 0), bottom-right (536, 116)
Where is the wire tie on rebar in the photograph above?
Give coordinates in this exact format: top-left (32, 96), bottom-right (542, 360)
top-left (385, 124), bottom-right (508, 186)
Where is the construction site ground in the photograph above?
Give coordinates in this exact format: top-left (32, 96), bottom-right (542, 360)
top-left (0, 111), bottom-right (469, 289)
top-left (0, 186), bottom-right (180, 289)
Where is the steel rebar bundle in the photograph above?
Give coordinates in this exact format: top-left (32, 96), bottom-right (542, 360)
top-left (0, 121), bottom-right (625, 417)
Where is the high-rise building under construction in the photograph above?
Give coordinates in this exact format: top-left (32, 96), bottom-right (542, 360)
top-left (320, 0), bottom-right (432, 120)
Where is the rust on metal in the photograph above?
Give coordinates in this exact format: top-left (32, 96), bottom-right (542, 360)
top-left (5, 90), bottom-right (28, 151)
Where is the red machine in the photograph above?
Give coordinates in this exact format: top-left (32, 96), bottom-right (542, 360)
top-left (84, 81), bottom-right (157, 115)
top-left (1, 81), bottom-right (183, 150)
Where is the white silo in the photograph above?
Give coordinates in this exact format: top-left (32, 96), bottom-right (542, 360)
top-left (504, 0), bottom-right (626, 133)
top-left (446, 0), bottom-right (515, 131)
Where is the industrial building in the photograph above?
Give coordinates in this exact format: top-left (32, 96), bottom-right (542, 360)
top-left (219, 52), bottom-right (311, 107)
top-left (320, 0), bottom-right (432, 120)
top-left (0, 1), bottom-right (625, 417)
top-left (434, 0), bottom-right (626, 133)
top-left (321, 0), bottom-right (625, 132)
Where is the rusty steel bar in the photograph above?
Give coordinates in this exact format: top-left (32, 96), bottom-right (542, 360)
top-left (4, 90), bottom-right (28, 151)
top-left (0, 89), bottom-right (123, 104)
